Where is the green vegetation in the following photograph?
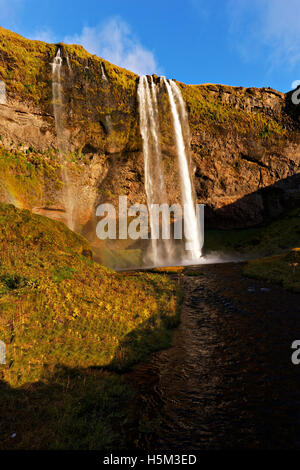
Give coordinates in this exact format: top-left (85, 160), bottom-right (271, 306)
top-left (204, 207), bottom-right (300, 257)
top-left (180, 83), bottom-right (286, 138)
top-left (243, 248), bottom-right (300, 293)
top-left (0, 26), bottom-right (137, 108)
top-left (154, 267), bottom-right (184, 274)
top-left (205, 207), bottom-right (300, 292)
top-left (94, 245), bottom-right (143, 270)
top-left (0, 27), bottom-right (56, 106)
top-left (0, 202), bottom-right (181, 449)
top-left (0, 146), bottom-right (60, 208)
top-left (0, 26), bottom-right (139, 154)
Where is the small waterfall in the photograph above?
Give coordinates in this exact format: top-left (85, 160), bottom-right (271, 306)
top-left (65, 50), bottom-right (72, 72)
top-left (137, 75), bottom-right (173, 265)
top-left (51, 48), bottom-right (75, 230)
top-left (51, 50), bottom-right (64, 149)
top-left (101, 63), bottom-right (108, 83)
top-left (163, 77), bottom-right (202, 260)
top-left (0, 81), bottom-right (6, 104)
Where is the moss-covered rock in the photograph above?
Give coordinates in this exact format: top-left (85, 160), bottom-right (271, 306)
top-left (0, 26), bottom-right (299, 234)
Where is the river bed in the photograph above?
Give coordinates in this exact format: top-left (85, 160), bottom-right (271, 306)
top-left (128, 262), bottom-right (300, 450)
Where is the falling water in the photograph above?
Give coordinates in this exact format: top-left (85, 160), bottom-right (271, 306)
top-left (163, 77), bottom-right (202, 260)
top-left (101, 63), bottom-right (108, 83)
top-left (51, 50), bottom-right (64, 148)
top-left (51, 48), bottom-right (75, 230)
top-left (137, 75), bottom-right (173, 265)
top-left (0, 81), bottom-right (6, 104)
top-left (65, 50), bottom-right (72, 72)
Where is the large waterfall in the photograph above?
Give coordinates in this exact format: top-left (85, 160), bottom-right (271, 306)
top-left (163, 78), bottom-right (202, 260)
top-left (138, 74), bottom-right (202, 266)
top-left (137, 75), bottom-right (173, 265)
top-left (51, 48), bottom-right (75, 230)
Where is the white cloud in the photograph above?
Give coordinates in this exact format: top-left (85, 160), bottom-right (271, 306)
top-left (30, 28), bottom-right (56, 43)
top-left (64, 17), bottom-right (160, 76)
top-left (228, 0), bottom-right (300, 69)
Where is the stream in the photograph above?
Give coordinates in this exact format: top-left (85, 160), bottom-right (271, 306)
top-left (129, 262), bottom-right (300, 450)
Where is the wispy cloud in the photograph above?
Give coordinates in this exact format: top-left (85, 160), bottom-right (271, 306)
top-left (30, 28), bottom-right (56, 43)
top-left (64, 17), bottom-right (160, 76)
top-left (228, 0), bottom-right (300, 70)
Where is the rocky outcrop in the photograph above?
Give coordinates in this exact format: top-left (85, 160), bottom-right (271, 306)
top-left (0, 26), bottom-right (299, 232)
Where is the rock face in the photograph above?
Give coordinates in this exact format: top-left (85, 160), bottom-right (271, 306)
top-left (0, 26), bottom-right (299, 233)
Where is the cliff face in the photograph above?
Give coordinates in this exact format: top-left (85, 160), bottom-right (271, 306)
top-left (0, 26), bottom-right (299, 233)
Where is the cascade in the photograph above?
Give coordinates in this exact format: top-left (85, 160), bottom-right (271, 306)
top-left (162, 77), bottom-right (202, 260)
top-left (51, 48), bottom-right (75, 230)
top-left (137, 75), bottom-right (173, 265)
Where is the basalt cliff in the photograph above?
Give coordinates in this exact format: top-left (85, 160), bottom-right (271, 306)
top-left (0, 26), bottom-right (299, 242)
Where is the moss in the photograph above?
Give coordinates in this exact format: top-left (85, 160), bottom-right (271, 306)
top-left (204, 207), bottom-right (300, 257)
top-left (95, 245), bottom-right (143, 269)
top-left (0, 202), bottom-right (181, 449)
top-left (155, 266), bottom-right (184, 273)
top-left (179, 82), bottom-right (287, 138)
top-left (0, 27), bottom-right (139, 154)
top-left (243, 248), bottom-right (300, 292)
top-left (0, 27), bottom-right (56, 107)
top-left (0, 145), bottom-right (61, 208)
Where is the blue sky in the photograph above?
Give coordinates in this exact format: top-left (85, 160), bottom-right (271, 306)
top-left (1, 0), bottom-right (299, 92)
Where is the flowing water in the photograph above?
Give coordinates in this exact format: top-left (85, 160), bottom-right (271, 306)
top-left (137, 75), bottom-right (173, 265)
top-left (128, 263), bottom-right (300, 450)
top-left (51, 48), bottom-right (75, 230)
top-left (138, 75), bottom-right (203, 267)
top-left (101, 63), bottom-right (108, 83)
top-left (163, 78), bottom-right (202, 261)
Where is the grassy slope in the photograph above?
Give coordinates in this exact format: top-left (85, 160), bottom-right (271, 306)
top-left (0, 203), bottom-right (180, 449)
top-left (204, 207), bottom-right (300, 257)
top-left (0, 26), bottom-right (137, 109)
top-left (203, 207), bottom-right (300, 292)
top-left (243, 249), bottom-right (300, 293)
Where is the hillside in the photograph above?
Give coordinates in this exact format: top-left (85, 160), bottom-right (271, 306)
top-left (0, 202), bottom-right (180, 449)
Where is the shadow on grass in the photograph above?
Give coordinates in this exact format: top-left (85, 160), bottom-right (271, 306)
top-left (0, 286), bottom-right (182, 451)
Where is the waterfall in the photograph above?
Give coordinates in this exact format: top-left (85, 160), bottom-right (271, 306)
top-left (163, 77), bottom-right (202, 260)
top-left (51, 50), bottom-right (64, 149)
top-left (101, 63), bottom-right (108, 83)
top-left (137, 75), bottom-right (173, 265)
top-left (51, 48), bottom-right (75, 230)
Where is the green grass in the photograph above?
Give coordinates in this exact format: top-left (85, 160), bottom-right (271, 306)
top-left (243, 248), bottom-right (300, 293)
top-left (0, 26), bottom-right (137, 109)
top-left (179, 82), bottom-right (287, 138)
top-left (0, 145), bottom-right (61, 208)
top-left (204, 207), bottom-right (300, 292)
top-left (0, 202), bottom-right (181, 449)
top-left (204, 207), bottom-right (300, 257)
